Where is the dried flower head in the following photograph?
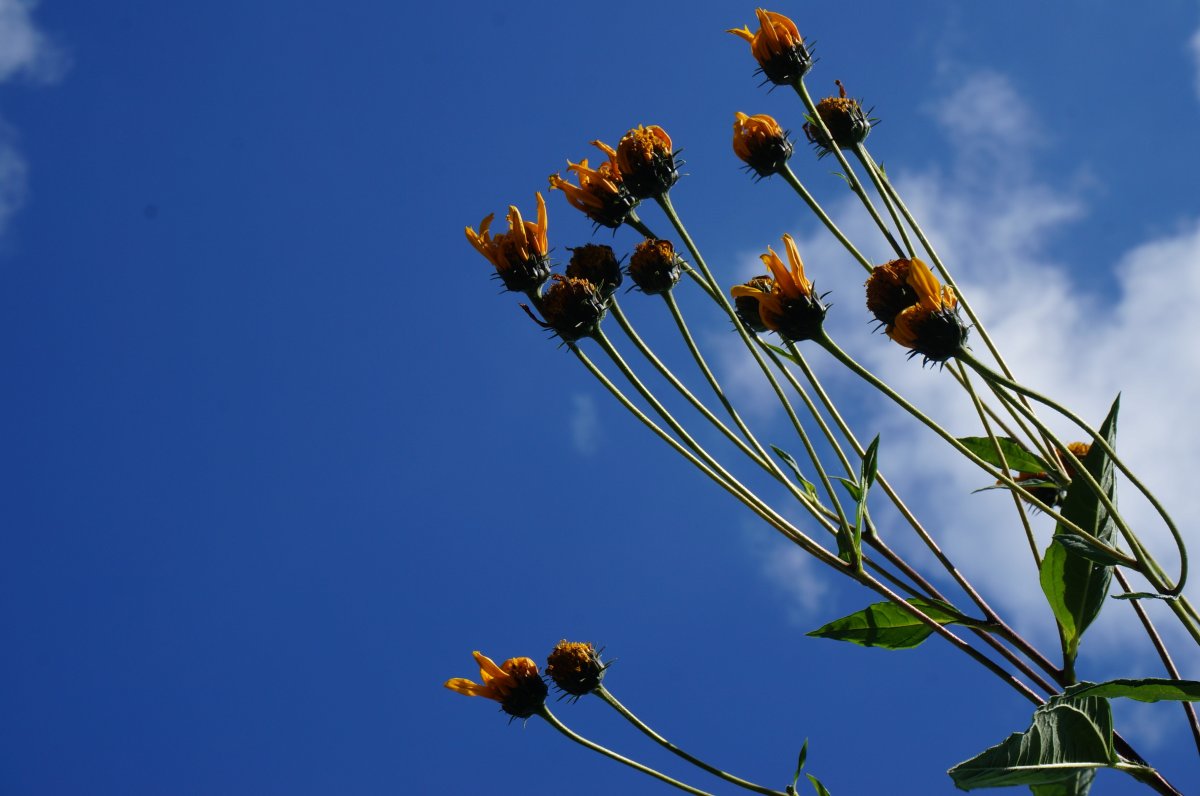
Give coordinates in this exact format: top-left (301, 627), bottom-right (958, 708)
top-left (804, 80), bottom-right (873, 154)
top-left (730, 234), bottom-right (828, 341)
top-left (465, 193), bottom-right (552, 294)
top-left (566, 243), bottom-right (623, 297)
top-left (532, 274), bottom-right (608, 343)
top-left (627, 238), bottom-right (684, 295)
top-left (549, 141), bottom-right (639, 229)
top-left (728, 8), bottom-right (813, 86)
top-left (733, 274), bottom-right (775, 332)
top-left (616, 125), bottom-right (679, 199)
top-left (546, 640), bottom-right (608, 699)
top-left (444, 651), bottom-right (548, 720)
top-left (866, 257), bottom-right (967, 362)
top-left (732, 112), bottom-right (794, 178)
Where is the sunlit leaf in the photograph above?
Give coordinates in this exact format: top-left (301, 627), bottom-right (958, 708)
top-left (807, 598), bottom-right (961, 650)
top-left (947, 697), bottom-right (1115, 790)
top-left (1062, 679), bottom-right (1200, 703)
top-left (1039, 396), bottom-right (1119, 661)
top-left (957, 436), bottom-right (1049, 474)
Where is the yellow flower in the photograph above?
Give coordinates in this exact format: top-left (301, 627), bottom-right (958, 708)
top-left (865, 257), bottom-right (967, 362)
top-left (616, 125), bottom-right (679, 199)
top-left (464, 193), bottom-right (551, 294)
top-left (728, 9), bottom-right (812, 85)
top-left (548, 141), bottom-right (638, 229)
top-left (732, 112), bottom-right (793, 178)
top-left (730, 234), bottom-right (827, 340)
top-left (445, 650), bottom-right (548, 719)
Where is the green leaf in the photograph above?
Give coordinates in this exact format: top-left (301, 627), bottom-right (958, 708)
top-left (1029, 768), bottom-right (1095, 796)
top-left (973, 478), bottom-right (1058, 495)
top-left (790, 738), bottom-right (808, 792)
top-left (947, 697), bottom-right (1115, 790)
top-left (1111, 592), bottom-right (1178, 602)
top-left (957, 436), bottom-right (1049, 474)
top-left (772, 445), bottom-right (820, 503)
top-left (807, 598), bottom-right (961, 650)
top-left (1038, 396), bottom-right (1120, 660)
top-left (1050, 534), bottom-right (1126, 567)
top-left (1063, 678), bottom-right (1200, 703)
top-left (836, 477), bottom-right (861, 502)
top-left (807, 773), bottom-right (833, 796)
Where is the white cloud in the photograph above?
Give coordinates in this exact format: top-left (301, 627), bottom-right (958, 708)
top-left (0, 0), bottom-right (67, 83)
top-left (1190, 25), bottom-right (1200, 101)
top-left (713, 67), bottom-right (1200, 684)
top-left (570, 392), bottom-right (600, 455)
top-left (0, 0), bottom-right (66, 238)
top-left (743, 518), bottom-right (829, 622)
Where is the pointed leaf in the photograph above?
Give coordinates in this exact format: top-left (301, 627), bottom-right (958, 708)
top-left (807, 598), bottom-right (961, 650)
top-left (1063, 678), bottom-right (1200, 703)
top-left (1029, 768), bottom-right (1095, 796)
top-left (1038, 396), bottom-right (1120, 659)
top-left (1050, 534), bottom-right (1126, 567)
top-left (1111, 592), bottom-right (1178, 602)
top-left (772, 445), bottom-right (820, 503)
top-left (947, 698), bottom-right (1115, 790)
top-left (807, 773), bottom-right (833, 796)
top-left (791, 738), bottom-right (808, 791)
top-left (958, 436), bottom-right (1050, 474)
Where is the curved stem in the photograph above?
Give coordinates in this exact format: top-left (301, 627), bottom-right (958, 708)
top-left (538, 707), bottom-right (715, 796)
top-left (813, 333), bottom-right (1132, 562)
top-left (958, 349), bottom-right (1188, 597)
top-left (596, 686), bottom-right (789, 796)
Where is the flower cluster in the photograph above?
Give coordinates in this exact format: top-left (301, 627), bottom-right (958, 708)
top-left (865, 257), bottom-right (967, 362)
top-left (445, 640), bottom-right (606, 718)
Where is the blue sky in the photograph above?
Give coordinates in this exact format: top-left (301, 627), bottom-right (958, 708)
top-left (3, 1), bottom-right (1200, 794)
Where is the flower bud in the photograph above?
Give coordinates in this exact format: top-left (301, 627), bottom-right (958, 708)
top-left (627, 238), bottom-right (684, 295)
top-left (546, 640), bottom-right (607, 700)
top-left (804, 81), bottom-right (873, 154)
top-left (566, 243), bottom-right (623, 297)
top-left (538, 275), bottom-right (608, 342)
top-left (732, 112), bottom-right (794, 178)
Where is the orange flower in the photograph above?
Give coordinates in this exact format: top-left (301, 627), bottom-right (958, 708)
top-left (445, 650), bottom-right (548, 719)
top-left (464, 193), bottom-right (551, 294)
top-left (728, 9), bottom-right (812, 85)
top-left (730, 234), bottom-right (827, 340)
top-left (615, 125), bottom-right (679, 199)
top-left (732, 112), bottom-right (793, 178)
top-left (549, 141), bottom-right (638, 228)
top-left (865, 257), bottom-right (967, 362)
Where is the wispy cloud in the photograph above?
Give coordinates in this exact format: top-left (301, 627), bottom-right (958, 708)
top-left (1190, 25), bottom-right (1200, 101)
top-left (717, 66), bottom-right (1200, 684)
top-left (0, 0), bottom-right (67, 237)
top-left (570, 393), bottom-right (600, 456)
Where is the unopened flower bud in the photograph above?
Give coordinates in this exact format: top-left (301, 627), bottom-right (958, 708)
top-left (732, 112), bottom-right (794, 178)
top-left (546, 640), bottom-right (607, 699)
top-left (627, 238), bottom-right (683, 295)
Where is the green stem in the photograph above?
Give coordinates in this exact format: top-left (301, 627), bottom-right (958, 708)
top-left (596, 686), bottom-right (789, 796)
top-left (853, 143), bottom-right (916, 258)
top-left (791, 80), bottom-right (903, 258)
top-left (813, 332), bottom-right (1131, 561)
top-left (779, 164), bottom-right (873, 273)
top-left (609, 300), bottom-right (773, 474)
top-left (1113, 569), bottom-right (1200, 756)
top-left (537, 707), bottom-right (716, 796)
